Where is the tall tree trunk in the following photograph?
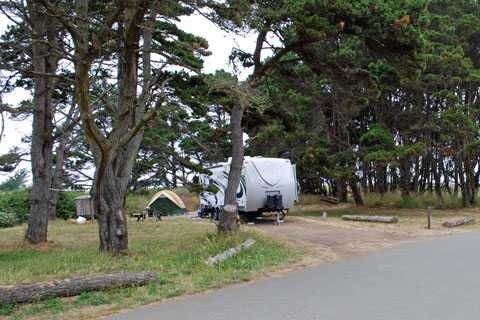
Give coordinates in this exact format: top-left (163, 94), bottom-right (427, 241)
top-left (349, 179), bottom-right (364, 205)
top-left (71, 0), bottom-right (149, 254)
top-left (463, 149), bottom-right (475, 205)
top-left (375, 165), bottom-right (385, 196)
top-left (337, 179), bottom-right (348, 203)
top-left (455, 156), bottom-right (468, 207)
top-left (93, 162), bottom-right (131, 253)
top-left (219, 102), bottom-right (244, 234)
top-left (399, 154), bottom-right (410, 198)
top-left (361, 160), bottom-right (368, 193)
top-left (434, 150), bottom-right (442, 198)
top-left (25, 2), bottom-right (58, 243)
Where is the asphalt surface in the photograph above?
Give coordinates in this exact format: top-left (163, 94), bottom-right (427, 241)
top-left (104, 230), bottom-right (480, 320)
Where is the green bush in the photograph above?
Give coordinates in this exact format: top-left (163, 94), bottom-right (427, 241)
top-left (0, 189), bottom-right (30, 225)
top-left (0, 189), bottom-right (85, 226)
top-left (0, 211), bottom-right (20, 228)
top-left (126, 190), bottom-right (156, 215)
top-left (56, 191), bottom-right (86, 220)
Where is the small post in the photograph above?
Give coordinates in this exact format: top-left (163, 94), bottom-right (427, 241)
top-left (322, 212), bottom-right (327, 220)
top-left (427, 206), bottom-right (431, 229)
top-left (298, 207), bottom-right (302, 216)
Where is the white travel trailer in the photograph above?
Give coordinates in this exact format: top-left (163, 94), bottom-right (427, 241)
top-left (199, 156), bottom-right (298, 221)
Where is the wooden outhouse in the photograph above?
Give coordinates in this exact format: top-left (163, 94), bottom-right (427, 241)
top-left (75, 195), bottom-right (95, 220)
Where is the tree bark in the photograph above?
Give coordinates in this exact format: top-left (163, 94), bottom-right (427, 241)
top-left (92, 4), bottom-right (146, 253)
top-left (337, 179), bottom-right (348, 203)
top-left (399, 153), bottom-right (411, 198)
top-left (0, 272), bottom-right (157, 305)
top-left (25, 2), bottom-right (59, 243)
top-left (71, 0), bottom-right (150, 254)
top-left (349, 179), bottom-right (364, 205)
top-left (219, 102), bottom-right (244, 234)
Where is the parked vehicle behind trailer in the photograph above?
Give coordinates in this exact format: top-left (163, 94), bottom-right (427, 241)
top-left (198, 156), bottom-right (298, 221)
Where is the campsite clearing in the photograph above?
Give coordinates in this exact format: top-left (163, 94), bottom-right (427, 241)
top-left (250, 204), bottom-right (480, 270)
top-left (2, 205), bottom-right (480, 319)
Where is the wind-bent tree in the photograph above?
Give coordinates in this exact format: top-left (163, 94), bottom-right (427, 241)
top-left (35, 0), bottom-right (209, 254)
top-left (209, 0), bottom-right (427, 232)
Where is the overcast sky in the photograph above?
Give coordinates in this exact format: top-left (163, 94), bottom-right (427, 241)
top-left (0, 12), bottom-right (258, 182)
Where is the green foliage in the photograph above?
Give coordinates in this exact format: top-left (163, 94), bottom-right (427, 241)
top-left (360, 124), bottom-right (395, 152)
top-left (368, 59), bottom-right (401, 93)
top-left (0, 189), bottom-right (82, 226)
top-left (0, 148), bottom-right (23, 173)
top-left (0, 211), bottom-right (20, 228)
top-left (0, 189), bottom-right (30, 226)
top-left (56, 192), bottom-right (86, 220)
top-left (126, 190), bottom-right (158, 215)
top-left (74, 292), bottom-right (106, 308)
top-left (0, 168), bottom-right (28, 191)
top-left (26, 298), bottom-right (66, 315)
top-left (0, 304), bottom-right (14, 316)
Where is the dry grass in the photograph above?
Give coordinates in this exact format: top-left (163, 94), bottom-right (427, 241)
top-left (291, 204), bottom-right (480, 237)
top-left (0, 218), bottom-right (299, 319)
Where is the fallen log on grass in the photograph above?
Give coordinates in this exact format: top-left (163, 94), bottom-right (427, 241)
top-left (320, 197), bottom-right (339, 205)
top-left (342, 215), bottom-right (398, 223)
top-left (442, 217), bottom-right (475, 228)
top-left (206, 239), bottom-right (256, 265)
top-left (0, 272), bottom-right (157, 305)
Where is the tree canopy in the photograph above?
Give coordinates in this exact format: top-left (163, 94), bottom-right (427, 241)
top-left (1, 0), bottom-right (480, 248)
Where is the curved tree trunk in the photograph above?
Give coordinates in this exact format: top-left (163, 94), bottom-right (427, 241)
top-left (219, 102), bottom-right (244, 234)
top-left (349, 179), bottom-right (364, 205)
top-left (93, 168), bottom-right (129, 253)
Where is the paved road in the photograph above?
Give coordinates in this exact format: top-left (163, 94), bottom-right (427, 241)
top-left (104, 231), bottom-right (480, 320)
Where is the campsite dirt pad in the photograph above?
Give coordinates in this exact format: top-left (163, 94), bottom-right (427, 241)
top-left (249, 214), bottom-right (447, 268)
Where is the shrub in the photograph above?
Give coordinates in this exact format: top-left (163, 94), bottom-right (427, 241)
top-left (0, 189), bottom-right (85, 226)
top-left (56, 191), bottom-right (86, 220)
top-left (0, 211), bottom-right (20, 228)
top-left (0, 189), bottom-right (30, 225)
top-left (126, 190), bottom-right (156, 215)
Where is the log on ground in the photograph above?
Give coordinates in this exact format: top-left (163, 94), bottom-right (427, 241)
top-left (342, 215), bottom-right (398, 223)
top-left (442, 217), bottom-right (475, 228)
top-left (0, 272), bottom-right (157, 305)
top-left (206, 239), bottom-right (256, 265)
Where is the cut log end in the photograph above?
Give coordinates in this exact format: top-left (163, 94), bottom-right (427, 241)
top-left (442, 217), bottom-right (475, 228)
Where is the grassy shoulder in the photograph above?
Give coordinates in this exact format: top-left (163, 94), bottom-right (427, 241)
top-left (0, 217), bottom-right (301, 319)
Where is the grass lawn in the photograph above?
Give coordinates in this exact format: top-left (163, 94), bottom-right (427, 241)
top-left (0, 217), bottom-right (301, 319)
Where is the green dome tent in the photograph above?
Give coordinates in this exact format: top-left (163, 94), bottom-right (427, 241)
top-left (146, 190), bottom-right (187, 216)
